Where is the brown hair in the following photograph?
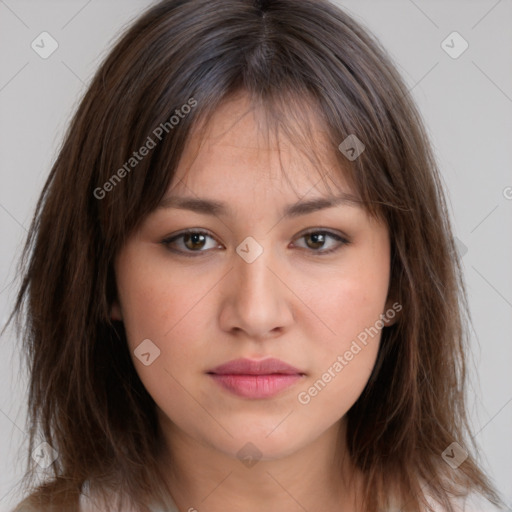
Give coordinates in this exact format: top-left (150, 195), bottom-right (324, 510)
top-left (9, 0), bottom-right (502, 510)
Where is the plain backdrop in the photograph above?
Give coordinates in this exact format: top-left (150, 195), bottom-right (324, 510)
top-left (0, 1), bottom-right (511, 510)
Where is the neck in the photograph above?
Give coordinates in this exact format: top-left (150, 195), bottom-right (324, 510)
top-left (157, 415), bottom-right (364, 512)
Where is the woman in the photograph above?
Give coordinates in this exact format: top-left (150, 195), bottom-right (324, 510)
top-left (10, 0), bottom-right (504, 510)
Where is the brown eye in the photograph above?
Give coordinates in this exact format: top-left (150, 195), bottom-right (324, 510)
top-left (162, 229), bottom-right (348, 257)
top-left (183, 232), bottom-right (208, 250)
top-left (294, 230), bottom-right (349, 255)
top-left (161, 230), bottom-right (221, 256)
top-left (304, 232), bottom-right (327, 250)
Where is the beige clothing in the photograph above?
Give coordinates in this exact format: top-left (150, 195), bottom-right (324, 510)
top-left (79, 485), bottom-right (179, 512)
top-left (79, 486), bottom-right (504, 512)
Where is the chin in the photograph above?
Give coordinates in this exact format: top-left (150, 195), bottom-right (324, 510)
top-left (208, 423), bottom-right (315, 462)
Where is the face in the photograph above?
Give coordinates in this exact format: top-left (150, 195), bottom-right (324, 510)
top-left (112, 93), bottom-right (393, 463)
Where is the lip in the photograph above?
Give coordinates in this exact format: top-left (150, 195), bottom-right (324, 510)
top-left (207, 358), bottom-right (305, 399)
top-left (209, 357), bottom-right (303, 375)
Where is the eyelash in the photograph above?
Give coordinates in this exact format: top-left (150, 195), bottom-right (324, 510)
top-left (160, 229), bottom-right (350, 257)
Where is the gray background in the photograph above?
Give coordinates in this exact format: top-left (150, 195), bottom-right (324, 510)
top-left (0, 0), bottom-right (511, 510)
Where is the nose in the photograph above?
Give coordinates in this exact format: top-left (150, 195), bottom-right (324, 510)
top-left (218, 245), bottom-right (294, 340)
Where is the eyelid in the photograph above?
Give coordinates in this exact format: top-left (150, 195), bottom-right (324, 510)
top-left (295, 227), bottom-right (350, 244)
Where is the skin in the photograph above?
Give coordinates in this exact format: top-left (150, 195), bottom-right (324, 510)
top-left (112, 92), bottom-right (395, 512)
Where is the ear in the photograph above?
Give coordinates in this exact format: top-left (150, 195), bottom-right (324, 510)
top-left (382, 299), bottom-right (402, 327)
top-left (110, 299), bottom-right (123, 321)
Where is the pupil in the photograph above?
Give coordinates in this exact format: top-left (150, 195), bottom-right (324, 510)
top-left (186, 233), bottom-right (205, 249)
top-left (308, 233), bottom-right (324, 249)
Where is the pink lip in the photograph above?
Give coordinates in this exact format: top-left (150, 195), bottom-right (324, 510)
top-left (207, 358), bottom-right (305, 399)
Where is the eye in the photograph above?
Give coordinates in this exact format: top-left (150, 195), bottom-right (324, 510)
top-left (161, 229), bottom-right (349, 257)
top-left (292, 230), bottom-right (349, 254)
top-left (161, 230), bottom-right (222, 255)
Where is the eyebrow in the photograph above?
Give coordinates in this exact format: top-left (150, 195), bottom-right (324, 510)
top-left (157, 193), bottom-right (363, 218)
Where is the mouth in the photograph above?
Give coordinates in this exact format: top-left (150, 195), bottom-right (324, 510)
top-left (207, 358), bottom-right (305, 399)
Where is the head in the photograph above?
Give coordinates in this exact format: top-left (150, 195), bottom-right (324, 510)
top-left (12, 0), bottom-right (500, 511)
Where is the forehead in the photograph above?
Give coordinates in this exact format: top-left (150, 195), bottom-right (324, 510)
top-left (170, 92), bottom-right (357, 200)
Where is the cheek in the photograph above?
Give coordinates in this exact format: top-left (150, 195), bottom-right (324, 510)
top-left (116, 249), bottom-right (211, 349)
top-left (301, 252), bottom-right (390, 353)
top-left (115, 249), bottom-right (218, 402)
top-left (293, 278), bottom-right (386, 425)
top-left (307, 279), bottom-right (383, 378)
